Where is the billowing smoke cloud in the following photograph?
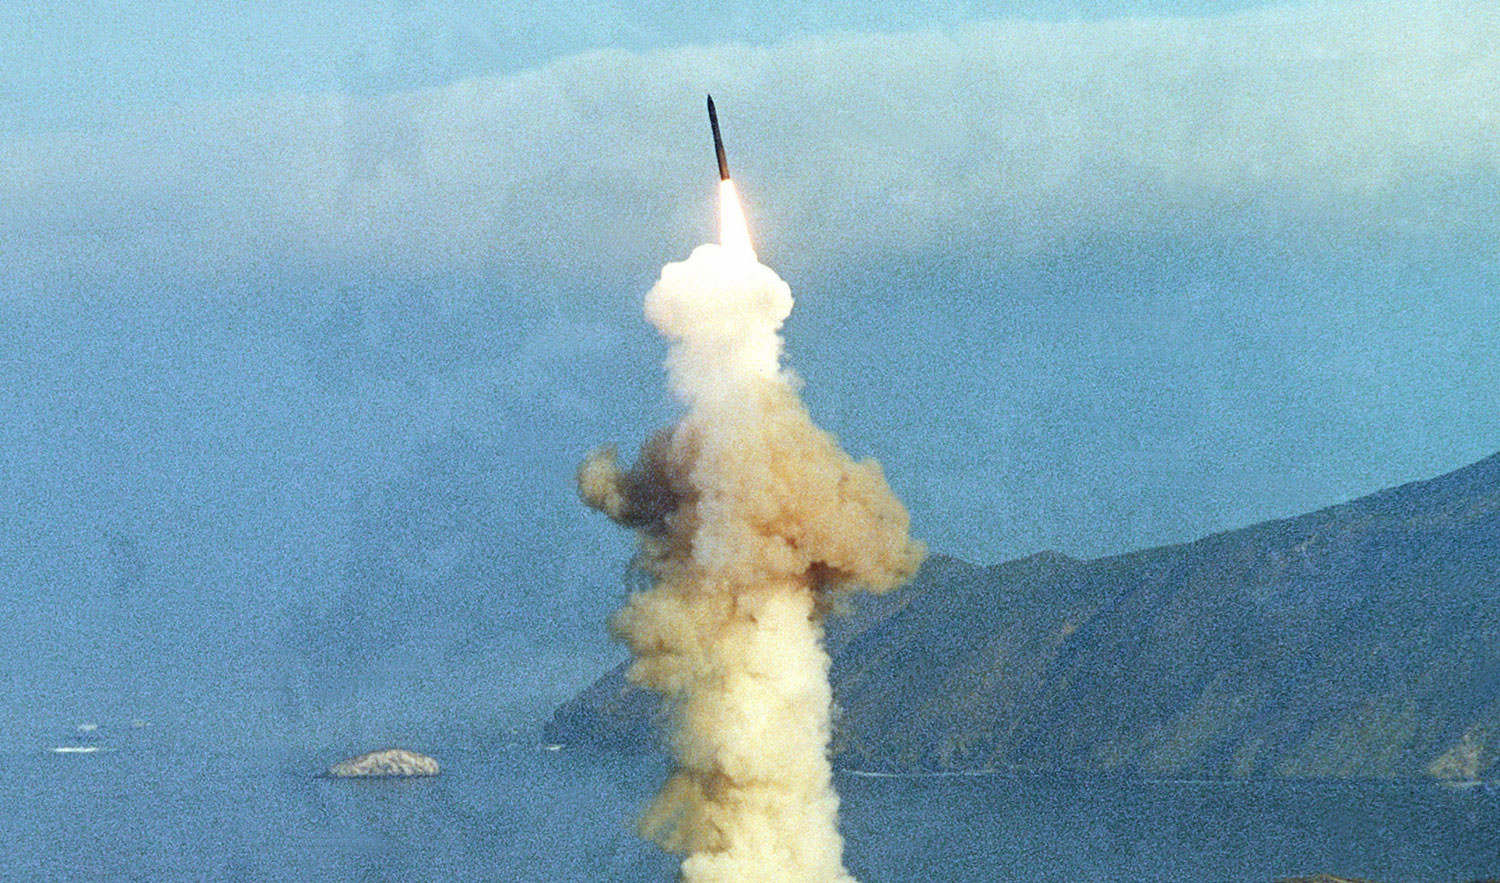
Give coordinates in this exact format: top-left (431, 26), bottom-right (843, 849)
top-left (579, 241), bottom-right (924, 880)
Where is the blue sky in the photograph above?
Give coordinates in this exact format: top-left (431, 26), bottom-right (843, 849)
top-left (1, 1), bottom-right (1496, 736)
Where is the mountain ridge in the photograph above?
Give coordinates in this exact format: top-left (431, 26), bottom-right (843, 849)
top-left (546, 451), bottom-right (1500, 780)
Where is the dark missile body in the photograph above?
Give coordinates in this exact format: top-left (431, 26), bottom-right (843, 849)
top-left (706, 94), bottom-right (730, 181)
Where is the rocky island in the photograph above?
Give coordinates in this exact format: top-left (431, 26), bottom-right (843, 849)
top-left (323, 747), bottom-right (440, 778)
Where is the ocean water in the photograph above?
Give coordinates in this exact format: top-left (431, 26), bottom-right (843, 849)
top-left (6, 739), bottom-right (1497, 882)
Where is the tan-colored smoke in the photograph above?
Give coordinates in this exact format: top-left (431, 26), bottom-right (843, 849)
top-left (580, 242), bottom-right (924, 882)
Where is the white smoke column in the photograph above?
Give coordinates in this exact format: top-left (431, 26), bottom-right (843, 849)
top-left (579, 195), bottom-right (923, 882)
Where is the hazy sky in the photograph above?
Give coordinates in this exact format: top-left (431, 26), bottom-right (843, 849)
top-left (1, 1), bottom-right (1280, 130)
top-left (4, 0), bottom-right (1496, 566)
top-left (1, 1), bottom-right (1496, 732)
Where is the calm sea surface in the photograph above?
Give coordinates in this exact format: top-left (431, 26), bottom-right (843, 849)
top-left (5, 738), bottom-right (1497, 881)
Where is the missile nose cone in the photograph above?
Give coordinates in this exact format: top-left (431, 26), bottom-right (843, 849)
top-left (707, 94), bottom-right (730, 181)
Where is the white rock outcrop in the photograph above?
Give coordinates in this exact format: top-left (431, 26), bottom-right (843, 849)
top-left (324, 747), bottom-right (440, 778)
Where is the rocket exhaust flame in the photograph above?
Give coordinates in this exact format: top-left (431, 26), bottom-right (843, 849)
top-left (579, 98), bottom-right (923, 883)
top-left (717, 179), bottom-right (755, 257)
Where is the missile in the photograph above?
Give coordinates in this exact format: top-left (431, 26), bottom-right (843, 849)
top-left (706, 94), bottom-right (730, 181)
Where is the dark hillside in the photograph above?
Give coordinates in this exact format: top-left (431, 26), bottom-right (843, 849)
top-left (547, 452), bottom-right (1500, 780)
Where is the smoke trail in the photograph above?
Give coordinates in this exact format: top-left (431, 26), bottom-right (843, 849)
top-left (579, 229), bottom-right (924, 881)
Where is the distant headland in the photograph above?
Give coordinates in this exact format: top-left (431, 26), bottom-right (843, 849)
top-left (548, 450), bottom-right (1500, 782)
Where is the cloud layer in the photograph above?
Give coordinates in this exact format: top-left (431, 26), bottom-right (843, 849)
top-left (2, 2), bottom-right (1495, 291)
